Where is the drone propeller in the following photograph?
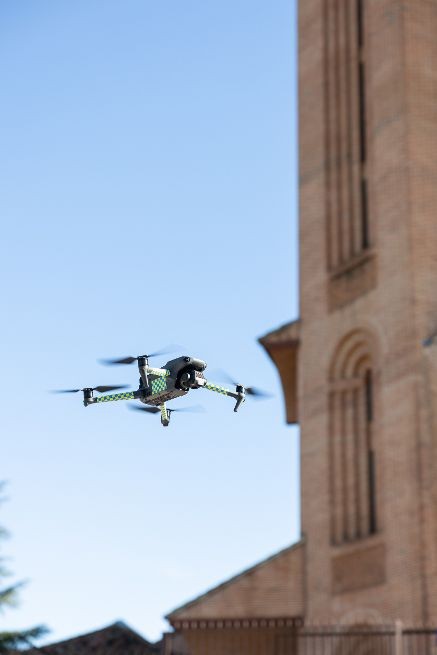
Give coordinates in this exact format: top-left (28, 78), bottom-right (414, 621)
top-left (51, 385), bottom-right (128, 394)
top-left (100, 346), bottom-right (179, 366)
top-left (168, 405), bottom-right (205, 414)
top-left (129, 405), bottom-right (161, 414)
top-left (129, 404), bottom-right (205, 415)
top-left (212, 370), bottom-right (272, 398)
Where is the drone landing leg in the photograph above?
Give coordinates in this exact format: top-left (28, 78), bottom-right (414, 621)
top-left (160, 404), bottom-right (170, 427)
top-left (202, 382), bottom-right (245, 412)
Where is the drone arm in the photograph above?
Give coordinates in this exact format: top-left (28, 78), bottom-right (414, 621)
top-left (93, 390), bottom-right (143, 404)
top-left (203, 382), bottom-right (236, 398)
top-left (203, 382), bottom-right (245, 412)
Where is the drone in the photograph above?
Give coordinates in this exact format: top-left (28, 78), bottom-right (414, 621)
top-left (54, 350), bottom-right (269, 427)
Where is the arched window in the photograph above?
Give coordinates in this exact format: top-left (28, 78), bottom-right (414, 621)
top-left (329, 330), bottom-right (377, 545)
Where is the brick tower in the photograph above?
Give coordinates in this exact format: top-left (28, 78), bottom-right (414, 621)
top-left (261, 0), bottom-right (437, 624)
top-left (165, 1), bottom-right (437, 646)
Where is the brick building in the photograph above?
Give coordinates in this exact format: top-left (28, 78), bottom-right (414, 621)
top-left (165, 0), bottom-right (437, 651)
top-left (27, 622), bottom-right (160, 655)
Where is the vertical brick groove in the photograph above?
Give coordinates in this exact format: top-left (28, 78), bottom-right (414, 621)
top-left (324, 0), bottom-right (370, 271)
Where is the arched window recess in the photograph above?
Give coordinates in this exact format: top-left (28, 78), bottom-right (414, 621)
top-left (329, 330), bottom-right (378, 545)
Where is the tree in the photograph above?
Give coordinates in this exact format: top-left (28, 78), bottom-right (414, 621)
top-left (0, 488), bottom-right (48, 653)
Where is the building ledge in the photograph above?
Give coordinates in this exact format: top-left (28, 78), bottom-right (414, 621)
top-left (258, 319), bottom-right (300, 424)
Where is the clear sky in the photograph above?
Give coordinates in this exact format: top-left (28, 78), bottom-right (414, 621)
top-left (0, 0), bottom-right (299, 644)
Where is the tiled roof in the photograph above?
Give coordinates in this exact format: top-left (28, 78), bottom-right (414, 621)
top-left (26, 621), bottom-right (160, 655)
top-left (166, 541), bottom-right (305, 622)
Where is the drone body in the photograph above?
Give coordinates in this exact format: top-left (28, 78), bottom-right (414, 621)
top-left (70, 354), bottom-right (259, 427)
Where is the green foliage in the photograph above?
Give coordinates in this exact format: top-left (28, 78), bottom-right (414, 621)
top-left (0, 485), bottom-right (49, 652)
top-left (0, 627), bottom-right (49, 654)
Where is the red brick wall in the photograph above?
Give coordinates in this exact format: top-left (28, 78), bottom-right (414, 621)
top-left (168, 544), bottom-right (305, 621)
top-left (298, 0), bottom-right (437, 623)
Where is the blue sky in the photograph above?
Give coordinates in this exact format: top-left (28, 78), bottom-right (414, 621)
top-left (0, 0), bottom-right (299, 643)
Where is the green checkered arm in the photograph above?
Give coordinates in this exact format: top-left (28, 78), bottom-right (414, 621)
top-left (204, 383), bottom-right (230, 396)
top-left (147, 367), bottom-right (170, 378)
top-left (203, 380), bottom-right (244, 411)
top-left (95, 391), bottom-right (136, 403)
top-left (204, 381), bottom-right (240, 401)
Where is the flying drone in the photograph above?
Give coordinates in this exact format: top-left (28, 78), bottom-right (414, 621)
top-left (54, 349), bottom-right (269, 427)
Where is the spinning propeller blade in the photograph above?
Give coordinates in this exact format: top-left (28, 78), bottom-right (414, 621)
top-left (93, 385), bottom-right (129, 393)
top-left (241, 386), bottom-right (272, 398)
top-left (128, 404), bottom-right (205, 415)
top-left (51, 385), bottom-right (128, 394)
top-left (168, 405), bottom-right (205, 414)
top-left (212, 370), bottom-right (272, 399)
top-left (102, 356), bottom-right (138, 365)
top-left (128, 405), bottom-right (161, 414)
top-left (100, 345), bottom-right (181, 366)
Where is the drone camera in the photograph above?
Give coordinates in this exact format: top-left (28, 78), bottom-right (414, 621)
top-left (182, 357), bottom-right (207, 372)
top-left (179, 369), bottom-right (207, 391)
